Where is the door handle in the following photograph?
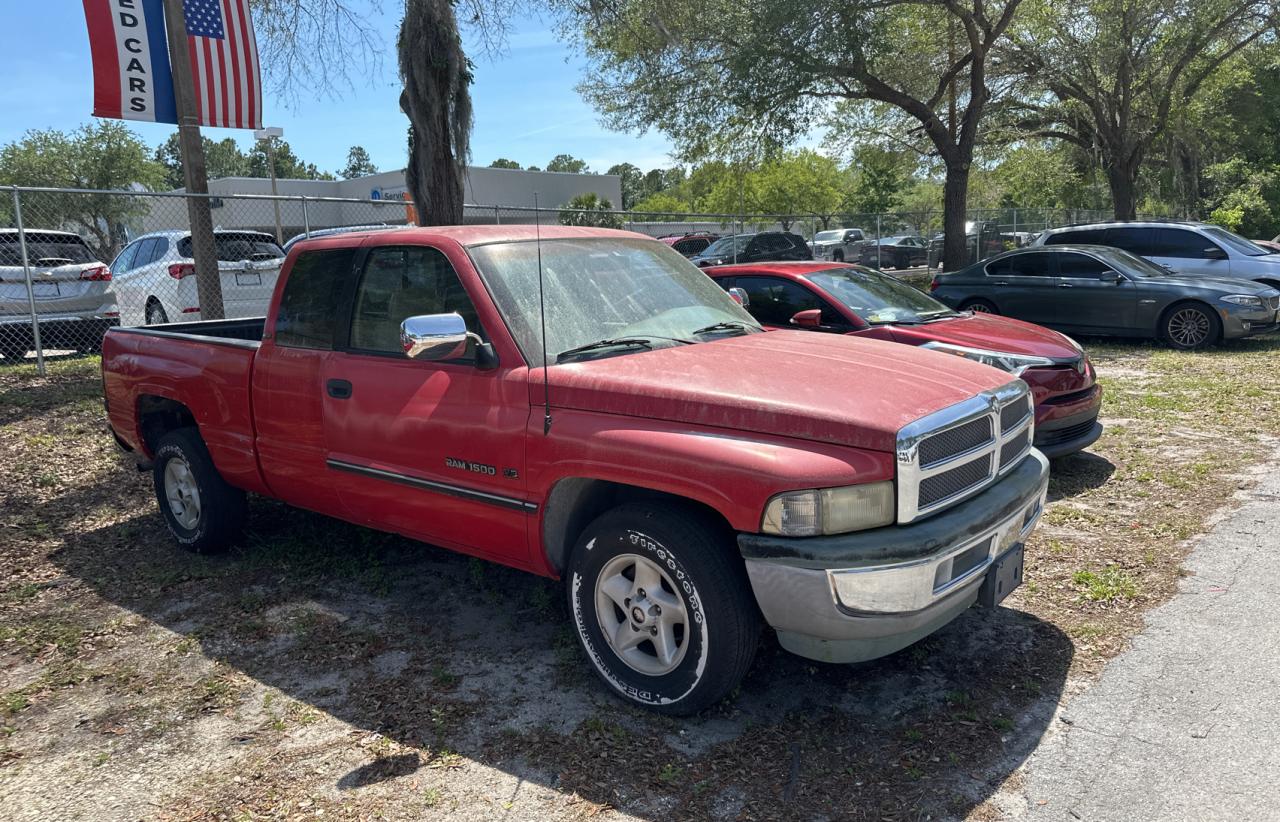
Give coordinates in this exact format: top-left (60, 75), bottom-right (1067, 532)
top-left (1058, 283), bottom-right (1073, 288)
top-left (993, 281), bottom-right (1009, 286)
top-left (326, 379), bottom-right (353, 399)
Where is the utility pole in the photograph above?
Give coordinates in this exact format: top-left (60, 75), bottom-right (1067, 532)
top-left (160, 0), bottom-right (224, 320)
top-left (255, 127), bottom-right (284, 244)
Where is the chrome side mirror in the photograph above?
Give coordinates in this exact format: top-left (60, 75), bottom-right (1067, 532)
top-left (728, 287), bottom-right (750, 307)
top-left (400, 313), bottom-right (470, 361)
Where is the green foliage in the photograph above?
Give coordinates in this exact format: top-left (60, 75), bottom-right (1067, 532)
top-left (340, 145), bottom-right (379, 179)
top-left (559, 193), bottom-right (624, 228)
top-left (488, 158), bottom-right (522, 169)
top-left (154, 131), bottom-right (334, 186)
top-left (844, 147), bottom-right (911, 215)
top-left (247, 140), bottom-right (334, 181)
top-left (632, 191), bottom-right (693, 218)
top-left (546, 154), bottom-right (590, 174)
top-left (700, 150), bottom-right (843, 227)
top-left (0, 122), bottom-right (164, 258)
top-left (606, 162), bottom-right (645, 209)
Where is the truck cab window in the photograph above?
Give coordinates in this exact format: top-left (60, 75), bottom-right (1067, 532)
top-left (349, 246), bottom-right (482, 356)
top-left (275, 248), bottom-right (357, 349)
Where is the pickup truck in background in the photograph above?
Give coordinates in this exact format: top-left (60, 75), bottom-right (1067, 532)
top-left (102, 226), bottom-right (1049, 715)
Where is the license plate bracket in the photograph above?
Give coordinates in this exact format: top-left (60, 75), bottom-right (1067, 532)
top-left (32, 283), bottom-right (60, 298)
top-left (979, 544), bottom-right (1024, 607)
top-left (235, 271), bottom-right (262, 287)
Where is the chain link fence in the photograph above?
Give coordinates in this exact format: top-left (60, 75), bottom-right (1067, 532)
top-left (1, 185), bottom-right (1121, 372)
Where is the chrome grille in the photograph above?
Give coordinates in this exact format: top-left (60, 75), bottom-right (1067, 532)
top-left (918, 417), bottom-right (993, 466)
top-left (1000, 427), bottom-right (1031, 468)
top-left (896, 380), bottom-right (1035, 523)
top-left (1000, 394), bottom-right (1031, 432)
top-left (1266, 294), bottom-right (1280, 311)
top-left (920, 455), bottom-right (992, 507)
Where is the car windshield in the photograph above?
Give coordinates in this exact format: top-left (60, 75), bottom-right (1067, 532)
top-left (806, 266), bottom-right (956, 324)
top-left (469, 238), bottom-right (762, 365)
top-left (1095, 247), bottom-right (1165, 278)
top-left (701, 235), bottom-right (750, 256)
top-left (179, 233), bottom-right (284, 262)
top-left (814, 231), bottom-right (843, 242)
top-left (1202, 225), bottom-right (1270, 256)
top-left (0, 234), bottom-right (96, 265)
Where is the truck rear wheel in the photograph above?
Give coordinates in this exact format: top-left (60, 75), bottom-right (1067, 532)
top-left (566, 503), bottom-right (758, 715)
top-left (152, 428), bottom-right (246, 553)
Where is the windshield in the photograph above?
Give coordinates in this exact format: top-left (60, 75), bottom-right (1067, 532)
top-left (1202, 225), bottom-right (1270, 256)
top-left (0, 233), bottom-right (96, 265)
top-left (469, 238), bottom-right (761, 366)
top-left (701, 235), bottom-right (750, 257)
top-left (1097, 248), bottom-right (1167, 278)
top-left (814, 231), bottom-right (843, 242)
top-left (806, 266), bottom-right (956, 324)
top-left (179, 233), bottom-right (284, 262)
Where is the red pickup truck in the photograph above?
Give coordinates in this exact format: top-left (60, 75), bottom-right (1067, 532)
top-left (102, 226), bottom-right (1049, 714)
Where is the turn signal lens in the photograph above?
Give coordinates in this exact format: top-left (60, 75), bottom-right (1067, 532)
top-left (168, 263), bottom-right (196, 279)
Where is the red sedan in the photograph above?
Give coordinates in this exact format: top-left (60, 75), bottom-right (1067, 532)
top-left (708, 261), bottom-right (1103, 458)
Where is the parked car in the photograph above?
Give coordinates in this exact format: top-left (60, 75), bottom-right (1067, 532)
top-left (1034, 220), bottom-right (1280, 289)
top-left (858, 236), bottom-right (929, 270)
top-left (930, 245), bottom-right (1280, 350)
top-left (282, 224), bottom-right (400, 254)
top-left (1251, 238), bottom-right (1280, 255)
top-left (811, 228), bottom-right (865, 261)
top-left (690, 232), bottom-right (812, 267)
top-left (658, 232), bottom-right (719, 258)
top-left (103, 225), bottom-right (1049, 714)
top-left (0, 229), bottom-right (118, 362)
top-left (110, 230), bottom-right (285, 326)
top-left (928, 221), bottom-right (1008, 269)
top-left (707, 261), bottom-right (1103, 458)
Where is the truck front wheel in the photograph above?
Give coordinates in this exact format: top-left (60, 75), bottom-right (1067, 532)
top-left (152, 428), bottom-right (246, 553)
top-left (567, 503), bottom-right (759, 715)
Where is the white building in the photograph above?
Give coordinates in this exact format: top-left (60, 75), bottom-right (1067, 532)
top-left (143, 166), bottom-right (624, 238)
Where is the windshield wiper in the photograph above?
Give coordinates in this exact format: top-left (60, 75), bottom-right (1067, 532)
top-left (692, 321), bottom-right (754, 336)
top-left (557, 337), bottom-right (656, 362)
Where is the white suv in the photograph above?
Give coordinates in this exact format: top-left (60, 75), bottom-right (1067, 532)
top-left (1034, 221), bottom-right (1280, 289)
top-left (110, 230), bottom-right (285, 325)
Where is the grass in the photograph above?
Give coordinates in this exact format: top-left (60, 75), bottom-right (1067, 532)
top-left (1072, 567), bottom-right (1140, 603)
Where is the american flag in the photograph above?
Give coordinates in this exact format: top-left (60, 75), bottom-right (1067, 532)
top-left (182, 0), bottom-right (262, 129)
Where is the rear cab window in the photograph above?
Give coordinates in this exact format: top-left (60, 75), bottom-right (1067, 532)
top-left (274, 248), bottom-right (357, 349)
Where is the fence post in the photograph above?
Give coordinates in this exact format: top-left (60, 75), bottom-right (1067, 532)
top-left (301, 196), bottom-right (310, 238)
top-left (875, 214), bottom-right (882, 269)
top-left (494, 205), bottom-right (500, 225)
top-left (1012, 208), bottom-right (1018, 243)
top-left (10, 187), bottom-right (45, 376)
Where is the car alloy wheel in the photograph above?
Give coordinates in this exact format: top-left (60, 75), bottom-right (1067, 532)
top-left (1166, 306), bottom-right (1213, 348)
top-left (594, 553), bottom-right (690, 676)
top-left (163, 456), bottom-right (202, 530)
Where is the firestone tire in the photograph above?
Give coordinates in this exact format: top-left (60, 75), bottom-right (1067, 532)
top-left (152, 428), bottom-right (246, 554)
top-left (566, 503), bottom-right (759, 715)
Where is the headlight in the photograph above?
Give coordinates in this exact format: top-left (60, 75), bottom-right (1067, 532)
top-left (761, 482), bottom-right (895, 536)
top-left (1222, 294), bottom-right (1264, 307)
top-left (920, 341), bottom-right (1055, 375)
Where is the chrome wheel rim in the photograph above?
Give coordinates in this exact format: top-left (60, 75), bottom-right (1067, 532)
top-left (163, 457), bottom-right (201, 530)
top-left (1169, 308), bottom-right (1210, 347)
top-left (968, 303), bottom-right (993, 314)
top-left (594, 553), bottom-right (690, 676)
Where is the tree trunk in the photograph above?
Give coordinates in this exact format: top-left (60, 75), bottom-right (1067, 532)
top-left (942, 163), bottom-right (971, 271)
top-left (1107, 162), bottom-right (1139, 221)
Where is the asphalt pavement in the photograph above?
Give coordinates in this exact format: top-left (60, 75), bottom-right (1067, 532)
top-left (1006, 459), bottom-right (1280, 820)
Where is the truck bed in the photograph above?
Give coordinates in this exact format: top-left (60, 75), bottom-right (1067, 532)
top-left (101, 317), bottom-right (268, 495)
top-left (115, 317), bottom-right (266, 346)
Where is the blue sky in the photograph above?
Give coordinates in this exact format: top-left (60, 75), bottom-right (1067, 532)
top-left (0, 4), bottom-right (677, 176)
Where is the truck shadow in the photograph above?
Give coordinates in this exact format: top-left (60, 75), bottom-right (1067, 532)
top-left (54, 496), bottom-right (1073, 819)
top-left (1047, 451), bottom-right (1115, 502)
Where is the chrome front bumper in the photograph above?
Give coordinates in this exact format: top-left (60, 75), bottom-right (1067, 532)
top-left (738, 449), bottom-right (1049, 663)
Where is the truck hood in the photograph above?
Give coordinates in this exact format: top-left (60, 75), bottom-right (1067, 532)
top-left (544, 330), bottom-right (1011, 453)
top-left (884, 312), bottom-right (1083, 361)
